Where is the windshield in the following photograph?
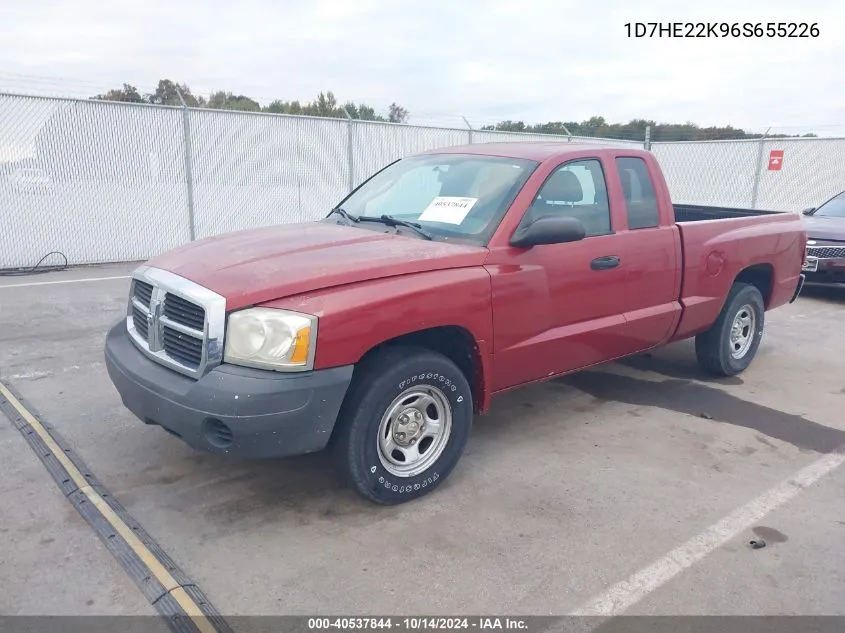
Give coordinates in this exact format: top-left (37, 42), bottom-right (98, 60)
top-left (814, 193), bottom-right (845, 218)
top-left (335, 153), bottom-right (538, 243)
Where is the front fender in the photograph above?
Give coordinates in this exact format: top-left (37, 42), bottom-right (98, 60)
top-left (260, 268), bottom-right (494, 406)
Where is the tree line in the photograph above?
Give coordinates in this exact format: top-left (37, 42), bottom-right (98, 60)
top-left (93, 79), bottom-right (410, 123)
top-left (481, 116), bottom-right (816, 142)
top-left (93, 79), bottom-right (815, 140)
top-left (480, 117), bottom-right (817, 140)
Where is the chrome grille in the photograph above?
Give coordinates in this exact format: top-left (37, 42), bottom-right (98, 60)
top-left (164, 293), bottom-right (206, 330)
top-left (133, 280), bottom-right (153, 307)
top-left (132, 303), bottom-right (150, 342)
top-left (162, 326), bottom-right (203, 368)
top-left (126, 266), bottom-right (226, 378)
top-left (807, 245), bottom-right (845, 259)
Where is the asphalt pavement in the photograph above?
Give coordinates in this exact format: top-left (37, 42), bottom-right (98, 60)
top-left (1, 263), bottom-right (843, 621)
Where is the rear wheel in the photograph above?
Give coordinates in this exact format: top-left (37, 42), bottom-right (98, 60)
top-left (695, 282), bottom-right (765, 376)
top-left (331, 346), bottom-right (473, 505)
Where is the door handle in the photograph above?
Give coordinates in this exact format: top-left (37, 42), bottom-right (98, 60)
top-left (590, 255), bottom-right (620, 270)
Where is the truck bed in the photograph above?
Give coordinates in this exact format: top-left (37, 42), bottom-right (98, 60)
top-left (670, 209), bottom-right (805, 343)
top-left (673, 204), bottom-right (782, 223)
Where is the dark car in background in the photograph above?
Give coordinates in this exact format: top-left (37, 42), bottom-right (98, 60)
top-left (801, 191), bottom-right (845, 284)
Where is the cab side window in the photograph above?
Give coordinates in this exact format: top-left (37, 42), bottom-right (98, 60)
top-left (526, 159), bottom-right (611, 237)
top-left (616, 157), bottom-right (659, 229)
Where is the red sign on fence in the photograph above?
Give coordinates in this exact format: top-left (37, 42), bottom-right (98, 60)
top-left (768, 149), bottom-right (784, 171)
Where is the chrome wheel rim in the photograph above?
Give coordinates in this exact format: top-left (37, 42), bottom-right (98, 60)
top-left (729, 304), bottom-right (756, 359)
top-left (377, 385), bottom-right (452, 478)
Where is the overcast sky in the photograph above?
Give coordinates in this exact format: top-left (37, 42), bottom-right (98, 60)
top-left (1, 0), bottom-right (843, 132)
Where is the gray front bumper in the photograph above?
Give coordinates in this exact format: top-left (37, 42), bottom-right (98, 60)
top-left (104, 322), bottom-right (353, 458)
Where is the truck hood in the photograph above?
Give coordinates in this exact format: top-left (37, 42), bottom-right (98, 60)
top-left (803, 215), bottom-right (845, 242)
top-left (146, 222), bottom-right (489, 310)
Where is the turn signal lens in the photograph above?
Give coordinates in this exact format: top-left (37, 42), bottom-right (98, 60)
top-left (289, 327), bottom-right (311, 364)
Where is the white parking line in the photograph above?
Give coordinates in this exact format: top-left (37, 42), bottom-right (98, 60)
top-left (569, 449), bottom-right (845, 617)
top-left (2, 362), bottom-right (104, 381)
top-left (0, 275), bottom-right (130, 289)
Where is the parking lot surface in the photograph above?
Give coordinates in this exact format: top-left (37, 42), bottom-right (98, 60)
top-left (1, 263), bottom-right (844, 617)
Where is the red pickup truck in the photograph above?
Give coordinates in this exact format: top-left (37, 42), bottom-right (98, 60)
top-left (104, 142), bottom-right (806, 504)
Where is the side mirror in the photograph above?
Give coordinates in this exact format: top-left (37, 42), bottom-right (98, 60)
top-left (802, 207), bottom-right (815, 216)
top-left (510, 215), bottom-right (586, 248)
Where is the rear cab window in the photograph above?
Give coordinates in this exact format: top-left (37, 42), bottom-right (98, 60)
top-left (616, 157), bottom-right (659, 229)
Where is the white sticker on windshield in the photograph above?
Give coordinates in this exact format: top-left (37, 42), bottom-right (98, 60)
top-left (418, 197), bottom-right (478, 225)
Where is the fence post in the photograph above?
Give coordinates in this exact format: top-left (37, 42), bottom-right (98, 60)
top-left (750, 127), bottom-right (771, 209)
top-left (462, 116), bottom-right (473, 144)
top-left (175, 88), bottom-right (196, 241)
top-left (343, 107), bottom-right (355, 192)
top-left (561, 124), bottom-right (573, 142)
top-left (644, 125), bottom-right (652, 151)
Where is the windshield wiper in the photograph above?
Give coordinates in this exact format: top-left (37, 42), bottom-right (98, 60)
top-left (357, 214), bottom-right (433, 240)
top-left (327, 206), bottom-right (359, 223)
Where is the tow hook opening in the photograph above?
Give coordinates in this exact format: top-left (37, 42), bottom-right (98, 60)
top-left (203, 418), bottom-right (234, 448)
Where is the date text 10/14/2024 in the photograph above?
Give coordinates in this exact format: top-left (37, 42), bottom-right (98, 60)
top-left (308, 618), bottom-right (529, 630)
top-left (624, 22), bottom-right (819, 38)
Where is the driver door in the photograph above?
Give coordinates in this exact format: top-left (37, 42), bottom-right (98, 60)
top-left (486, 157), bottom-right (632, 390)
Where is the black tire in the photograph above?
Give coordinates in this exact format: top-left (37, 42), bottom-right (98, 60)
top-left (331, 345), bottom-right (473, 505)
top-left (695, 282), bottom-right (765, 377)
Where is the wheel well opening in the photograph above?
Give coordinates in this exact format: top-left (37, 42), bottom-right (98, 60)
top-left (358, 326), bottom-right (482, 412)
top-left (735, 264), bottom-right (774, 307)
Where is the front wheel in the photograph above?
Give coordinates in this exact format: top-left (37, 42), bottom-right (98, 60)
top-left (695, 282), bottom-right (765, 376)
top-left (331, 346), bottom-right (473, 505)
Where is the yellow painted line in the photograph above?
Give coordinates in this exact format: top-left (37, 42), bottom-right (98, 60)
top-left (0, 382), bottom-right (217, 633)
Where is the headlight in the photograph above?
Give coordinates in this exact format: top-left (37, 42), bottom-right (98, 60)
top-left (223, 308), bottom-right (317, 371)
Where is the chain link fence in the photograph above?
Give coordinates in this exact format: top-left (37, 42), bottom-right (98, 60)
top-left (1, 91), bottom-right (843, 269)
top-left (752, 137), bottom-right (845, 211)
top-left (651, 136), bottom-right (845, 212)
top-left (650, 140), bottom-right (761, 208)
top-left (187, 108), bottom-right (349, 240)
top-left (0, 94), bottom-right (190, 269)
